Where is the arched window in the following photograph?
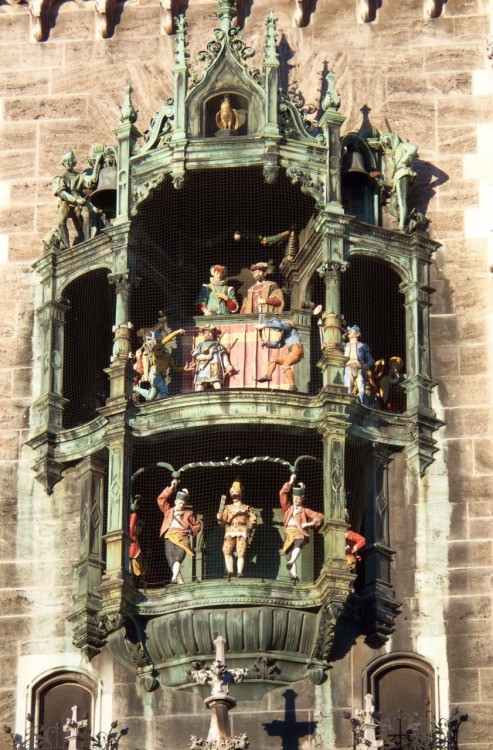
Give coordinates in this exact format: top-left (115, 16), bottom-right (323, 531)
top-left (31, 672), bottom-right (96, 750)
top-left (366, 654), bottom-right (435, 718)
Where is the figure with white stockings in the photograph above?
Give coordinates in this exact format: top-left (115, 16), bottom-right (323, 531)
top-left (191, 325), bottom-right (233, 391)
top-left (157, 479), bottom-right (201, 585)
top-left (217, 480), bottom-right (256, 580)
top-left (279, 473), bottom-right (324, 584)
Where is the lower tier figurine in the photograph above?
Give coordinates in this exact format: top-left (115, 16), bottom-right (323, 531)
top-left (129, 494), bottom-right (143, 577)
top-left (191, 325), bottom-right (233, 391)
top-left (346, 530), bottom-right (366, 572)
top-left (217, 480), bottom-right (256, 580)
top-left (157, 479), bottom-right (201, 585)
top-left (279, 474), bottom-right (324, 583)
top-left (255, 318), bottom-right (304, 392)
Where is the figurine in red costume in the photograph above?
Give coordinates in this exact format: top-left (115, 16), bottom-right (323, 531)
top-left (240, 262), bottom-right (284, 315)
top-left (157, 479), bottom-right (201, 585)
top-left (279, 473), bottom-right (324, 583)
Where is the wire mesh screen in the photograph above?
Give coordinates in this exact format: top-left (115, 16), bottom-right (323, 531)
top-left (59, 163), bottom-right (408, 587)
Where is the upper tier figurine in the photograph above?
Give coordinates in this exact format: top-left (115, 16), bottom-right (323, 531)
top-left (240, 262), bottom-right (285, 315)
top-left (196, 265), bottom-right (239, 316)
top-left (344, 325), bottom-right (375, 400)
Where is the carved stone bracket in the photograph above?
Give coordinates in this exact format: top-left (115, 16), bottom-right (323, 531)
top-left (293, 0), bottom-right (310, 27)
top-left (424, 0), bottom-right (445, 18)
top-left (28, 0), bottom-right (54, 41)
top-left (286, 166), bottom-right (324, 208)
top-left (358, 0), bottom-right (381, 23)
top-left (160, 0), bottom-right (179, 34)
top-left (94, 0), bottom-right (118, 39)
top-left (131, 172), bottom-right (168, 215)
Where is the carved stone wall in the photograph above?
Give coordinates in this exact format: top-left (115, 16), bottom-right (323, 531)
top-left (0, 1), bottom-right (492, 749)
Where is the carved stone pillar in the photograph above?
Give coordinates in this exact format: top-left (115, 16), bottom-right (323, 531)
top-left (319, 423), bottom-right (348, 572)
top-left (401, 274), bottom-right (435, 413)
top-left (319, 72), bottom-right (345, 212)
top-left (316, 260), bottom-right (348, 392)
top-left (107, 271), bottom-right (134, 402)
top-left (263, 10), bottom-right (280, 138)
top-left (114, 84), bottom-right (140, 223)
top-left (360, 444), bottom-right (399, 648)
top-left (33, 297), bottom-right (70, 429)
top-left (98, 429), bottom-right (133, 617)
top-left (400, 271), bottom-right (442, 475)
top-left (171, 15), bottom-right (189, 187)
top-left (68, 456), bottom-right (107, 659)
top-left (28, 294), bottom-right (71, 493)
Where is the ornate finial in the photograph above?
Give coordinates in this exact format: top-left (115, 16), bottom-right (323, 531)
top-left (322, 71), bottom-right (341, 112)
top-left (119, 83), bottom-right (138, 124)
top-left (216, 0), bottom-right (236, 33)
top-left (264, 9), bottom-right (278, 65)
top-left (174, 14), bottom-right (189, 69)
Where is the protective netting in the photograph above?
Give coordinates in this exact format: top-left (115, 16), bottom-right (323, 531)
top-left (60, 165), bottom-right (406, 589)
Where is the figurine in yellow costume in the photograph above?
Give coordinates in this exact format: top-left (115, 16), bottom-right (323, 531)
top-left (217, 480), bottom-right (256, 580)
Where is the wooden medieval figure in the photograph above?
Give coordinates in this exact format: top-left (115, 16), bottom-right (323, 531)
top-left (240, 262), bottom-right (285, 314)
top-left (379, 356), bottom-right (406, 413)
top-left (255, 318), bottom-right (304, 392)
top-left (196, 264), bottom-right (239, 316)
top-left (344, 325), bottom-right (375, 400)
top-left (157, 479), bottom-right (201, 585)
top-left (279, 473), bottom-right (324, 584)
top-left (217, 480), bottom-right (256, 580)
top-left (191, 325), bottom-right (234, 391)
top-left (133, 327), bottom-right (192, 402)
top-left (129, 495), bottom-right (143, 578)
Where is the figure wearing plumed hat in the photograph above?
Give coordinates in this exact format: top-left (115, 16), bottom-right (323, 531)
top-left (217, 479), bottom-right (256, 580)
top-left (157, 479), bottom-right (201, 585)
top-left (240, 262), bottom-right (284, 314)
top-left (279, 473), bottom-right (324, 584)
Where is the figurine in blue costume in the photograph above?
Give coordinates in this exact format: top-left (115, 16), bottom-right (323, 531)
top-left (254, 318), bottom-right (304, 392)
top-left (344, 325), bottom-right (374, 400)
top-left (196, 264), bottom-right (239, 316)
top-left (191, 325), bottom-right (234, 391)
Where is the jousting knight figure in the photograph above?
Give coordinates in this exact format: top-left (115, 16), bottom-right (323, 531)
top-left (279, 473), bottom-right (324, 584)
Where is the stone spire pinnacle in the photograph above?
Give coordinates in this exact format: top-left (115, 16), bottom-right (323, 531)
top-left (215, 0), bottom-right (236, 33)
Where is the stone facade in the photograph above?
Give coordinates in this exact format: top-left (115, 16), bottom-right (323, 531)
top-left (0, 1), bottom-right (492, 749)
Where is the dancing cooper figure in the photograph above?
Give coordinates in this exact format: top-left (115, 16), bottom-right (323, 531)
top-left (279, 473), bottom-right (324, 584)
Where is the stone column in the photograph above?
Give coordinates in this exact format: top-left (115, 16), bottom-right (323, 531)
top-left (107, 271), bottom-right (134, 402)
top-left (318, 71), bottom-right (345, 212)
top-left (33, 297), bottom-right (70, 430)
top-left (113, 84), bottom-right (140, 223)
top-left (316, 260), bottom-right (347, 391)
top-left (98, 429), bottom-right (133, 626)
top-left (319, 423), bottom-right (348, 572)
top-left (401, 267), bottom-right (434, 415)
top-left (361, 444), bottom-right (398, 648)
top-left (68, 456), bottom-right (107, 659)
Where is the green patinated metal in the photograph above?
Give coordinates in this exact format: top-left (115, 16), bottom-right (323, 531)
top-left (27, 0), bottom-right (442, 693)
